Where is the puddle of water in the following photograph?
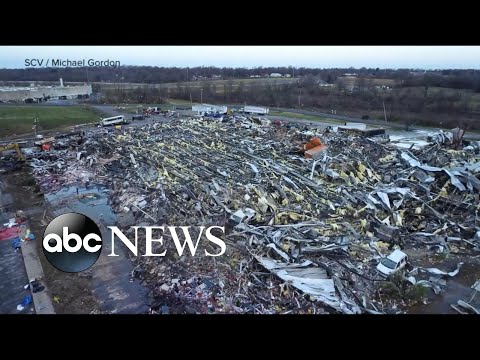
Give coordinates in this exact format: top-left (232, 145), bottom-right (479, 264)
top-left (45, 184), bottom-right (150, 313)
top-left (409, 280), bottom-right (475, 314)
top-left (45, 184), bottom-right (115, 226)
top-left (407, 259), bottom-right (480, 314)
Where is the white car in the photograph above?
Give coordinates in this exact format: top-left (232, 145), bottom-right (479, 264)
top-left (376, 249), bottom-right (408, 277)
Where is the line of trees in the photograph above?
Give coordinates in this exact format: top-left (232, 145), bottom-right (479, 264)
top-left (96, 74), bottom-right (480, 129)
top-left (3, 66), bottom-right (480, 129)
top-left (100, 85), bottom-right (168, 104)
top-left (1, 66), bottom-right (480, 92)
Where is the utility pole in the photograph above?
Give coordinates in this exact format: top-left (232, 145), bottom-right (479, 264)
top-left (201, 88), bottom-right (203, 104)
top-left (86, 67), bottom-right (89, 83)
top-left (187, 68), bottom-right (192, 104)
top-left (383, 100), bottom-right (387, 123)
top-left (33, 115), bottom-right (38, 138)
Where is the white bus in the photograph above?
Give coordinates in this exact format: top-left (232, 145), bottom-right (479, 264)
top-left (100, 115), bottom-right (128, 127)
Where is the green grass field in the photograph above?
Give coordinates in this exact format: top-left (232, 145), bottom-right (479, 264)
top-left (0, 106), bottom-right (101, 137)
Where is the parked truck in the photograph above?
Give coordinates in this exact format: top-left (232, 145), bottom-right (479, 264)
top-left (243, 106), bottom-right (269, 115)
top-left (192, 104), bottom-right (228, 115)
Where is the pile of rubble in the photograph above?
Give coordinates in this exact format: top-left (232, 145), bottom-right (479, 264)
top-left (26, 118), bottom-right (480, 313)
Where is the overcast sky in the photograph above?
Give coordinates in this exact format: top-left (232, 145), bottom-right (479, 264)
top-left (1, 46), bottom-right (479, 69)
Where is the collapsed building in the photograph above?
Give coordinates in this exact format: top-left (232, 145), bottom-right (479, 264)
top-left (21, 117), bottom-right (480, 314)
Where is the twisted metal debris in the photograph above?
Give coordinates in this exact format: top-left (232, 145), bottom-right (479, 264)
top-left (27, 118), bottom-right (480, 313)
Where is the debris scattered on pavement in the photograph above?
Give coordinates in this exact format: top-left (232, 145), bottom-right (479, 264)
top-left (0, 226), bottom-right (18, 241)
top-left (30, 279), bottom-right (45, 293)
top-left (11, 237), bottom-right (21, 250)
top-left (22, 295), bottom-right (32, 306)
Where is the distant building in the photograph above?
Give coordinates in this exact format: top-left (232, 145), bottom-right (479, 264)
top-left (269, 73), bottom-right (283, 78)
top-left (0, 78), bottom-right (92, 103)
top-left (375, 85), bottom-right (392, 91)
top-left (317, 80), bottom-right (334, 87)
top-left (409, 71), bottom-right (425, 77)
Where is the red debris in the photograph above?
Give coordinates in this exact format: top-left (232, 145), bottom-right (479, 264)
top-left (0, 226), bottom-right (19, 241)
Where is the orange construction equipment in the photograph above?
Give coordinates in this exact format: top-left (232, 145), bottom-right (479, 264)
top-left (299, 137), bottom-right (327, 159)
top-left (302, 137), bottom-right (322, 151)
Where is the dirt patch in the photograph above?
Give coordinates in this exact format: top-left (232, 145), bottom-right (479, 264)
top-left (40, 267), bottom-right (100, 314)
top-left (0, 163), bottom-right (101, 314)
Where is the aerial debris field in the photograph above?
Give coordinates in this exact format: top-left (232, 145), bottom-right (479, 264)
top-left (11, 116), bottom-right (480, 314)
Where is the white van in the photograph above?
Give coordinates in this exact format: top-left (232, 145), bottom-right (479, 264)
top-left (376, 249), bottom-right (408, 277)
top-left (100, 115), bottom-right (128, 127)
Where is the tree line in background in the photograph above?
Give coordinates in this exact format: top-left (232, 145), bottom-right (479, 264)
top-left (1, 66), bottom-right (480, 92)
top-left (2, 66), bottom-right (480, 129)
top-left (100, 74), bottom-right (480, 130)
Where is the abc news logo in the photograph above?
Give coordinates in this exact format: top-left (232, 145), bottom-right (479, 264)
top-left (42, 213), bottom-right (102, 273)
top-left (43, 213), bottom-right (226, 273)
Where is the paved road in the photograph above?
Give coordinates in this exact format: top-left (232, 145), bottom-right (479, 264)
top-left (92, 104), bottom-right (125, 118)
top-left (274, 107), bottom-right (394, 127)
top-left (220, 104), bottom-right (479, 137)
top-left (0, 238), bottom-right (31, 314)
top-left (223, 104), bottom-right (381, 126)
top-left (3, 103), bottom-right (479, 145)
top-left (4, 100), bottom-right (477, 137)
top-left (244, 106), bottom-right (480, 140)
top-left (0, 182), bottom-right (31, 314)
top-left (93, 104), bottom-right (374, 130)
